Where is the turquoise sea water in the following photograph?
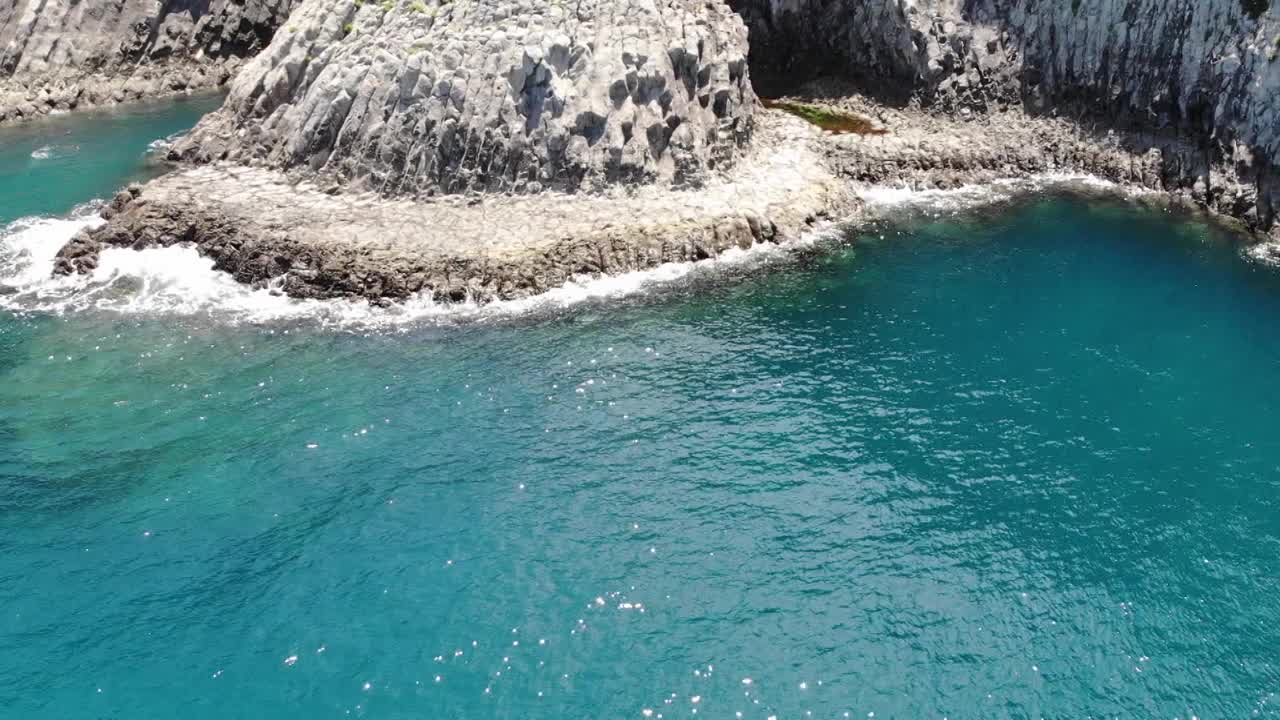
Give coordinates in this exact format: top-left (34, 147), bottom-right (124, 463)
top-left (3, 106), bottom-right (1280, 719)
top-left (0, 94), bottom-right (223, 225)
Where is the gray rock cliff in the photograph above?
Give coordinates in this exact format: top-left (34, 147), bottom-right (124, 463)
top-left (0, 0), bottom-right (295, 121)
top-left (172, 0), bottom-right (757, 195)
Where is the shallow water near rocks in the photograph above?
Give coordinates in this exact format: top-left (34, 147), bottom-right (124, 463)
top-left (0, 93), bottom-right (223, 225)
top-left (4, 104), bottom-right (1280, 719)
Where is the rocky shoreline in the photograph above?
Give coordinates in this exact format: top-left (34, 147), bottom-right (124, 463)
top-left (56, 110), bottom-right (854, 304)
top-left (0, 61), bottom-right (241, 125)
top-left (56, 91), bottom-right (1275, 306)
top-left (806, 86), bottom-right (1266, 231)
top-left (11, 0), bottom-right (1280, 306)
top-left (0, 0), bottom-right (294, 124)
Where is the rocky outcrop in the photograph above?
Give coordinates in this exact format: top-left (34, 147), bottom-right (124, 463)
top-left (171, 0), bottom-right (756, 195)
top-left (0, 0), bottom-right (295, 123)
top-left (49, 0), bottom-right (770, 303)
top-left (732, 0), bottom-right (1280, 232)
top-left (57, 112), bottom-right (852, 304)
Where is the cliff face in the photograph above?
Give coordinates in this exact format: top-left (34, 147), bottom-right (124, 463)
top-left (974, 0), bottom-right (1280, 226)
top-left (172, 0), bottom-right (756, 195)
top-left (731, 0), bottom-right (1280, 229)
top-left (1, 0), bottom-right (294, 75)
top-left (0, 0), bottom-right (295, 121)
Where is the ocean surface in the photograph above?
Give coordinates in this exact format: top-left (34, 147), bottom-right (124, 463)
top-left (0, 93), bottom-right (224, 226)
top-left (2, 103), bottom-right (1280, 720)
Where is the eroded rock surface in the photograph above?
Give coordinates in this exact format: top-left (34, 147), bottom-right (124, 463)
top-left (173, 0), bottom-right (756, 195)
top-left (43, 0), bottom-right (1280, 306)
top-left (61, 112), bottom-right (848, 304)
top-left (732, 0), bottom-right (1280, 231)
top-left (0, 0), bottom-right (295, 123)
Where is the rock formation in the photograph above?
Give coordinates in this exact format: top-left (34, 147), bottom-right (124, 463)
top-left (56, 113), bottom-right (851, 304)
top-left (732, 0), bottom-right (1280, 229)
top-left (52, 0), bottom-right (832, 305)
top-left (44, 0), bottom-right (1280, 305)
top-left (0, 0), bottom-right (295, 122)
top-left (172, 0), bottom-right (756, 195)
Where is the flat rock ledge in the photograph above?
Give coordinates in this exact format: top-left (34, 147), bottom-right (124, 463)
top-left (57, 111), bottom-right (854, 304)
top-left (57, 97), bottom-right (1280, 306)
top-left (810, 93), bottom-right (1269, 230)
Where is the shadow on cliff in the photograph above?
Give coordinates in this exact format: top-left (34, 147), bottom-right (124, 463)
top-left (726, 0), bottom-right (919, 107)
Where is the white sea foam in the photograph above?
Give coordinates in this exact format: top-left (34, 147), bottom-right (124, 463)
top-left (0, 172), bottom-right (1142, 328)
top-left (0, 206), bottom-right (826, 329)
top-left (1246, 240), bottom-right (1280, 267)
top-left (0, 208), bottom-right (104, 287)
top-left (29, 143), bottom-right (81, 161)
top-left (858, 172), bottom-right (1135, 213)
top-left (147, 131), bottom-right (187, 154)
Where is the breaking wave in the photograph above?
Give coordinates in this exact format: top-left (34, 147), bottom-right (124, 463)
top-left (146, 131), bottom-right (188, 155)
top-left (0, 205), bottom-right (827, 329)
top-left (1, 172), bottom-right (1171, 330)
top-left (857, 173), bottom-right (1133, 214)
top-left (29, 143), bottom-right (80, 161)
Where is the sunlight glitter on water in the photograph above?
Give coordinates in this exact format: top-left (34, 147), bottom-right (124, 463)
top-left (6, 100), bottom-right (1280, 720)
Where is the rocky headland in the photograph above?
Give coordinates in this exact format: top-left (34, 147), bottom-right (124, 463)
top-left (24, 0), bottom-right (1280, 304)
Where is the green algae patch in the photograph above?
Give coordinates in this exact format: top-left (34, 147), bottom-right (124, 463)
top-left (761, 99), bottom-right (887, 136)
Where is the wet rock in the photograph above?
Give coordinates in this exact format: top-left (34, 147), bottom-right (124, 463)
top-left (60, 112), bottom-right (852, 304)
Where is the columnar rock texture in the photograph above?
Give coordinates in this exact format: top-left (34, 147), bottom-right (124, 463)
top-left (0, 0), bottom-right (295, 121)
top-left (732, 0), bottom-right (1280, 230)
top-left (971, 0), bottom-right (1280, 227)
top-left (172, 0), bottom-right (756, 195)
